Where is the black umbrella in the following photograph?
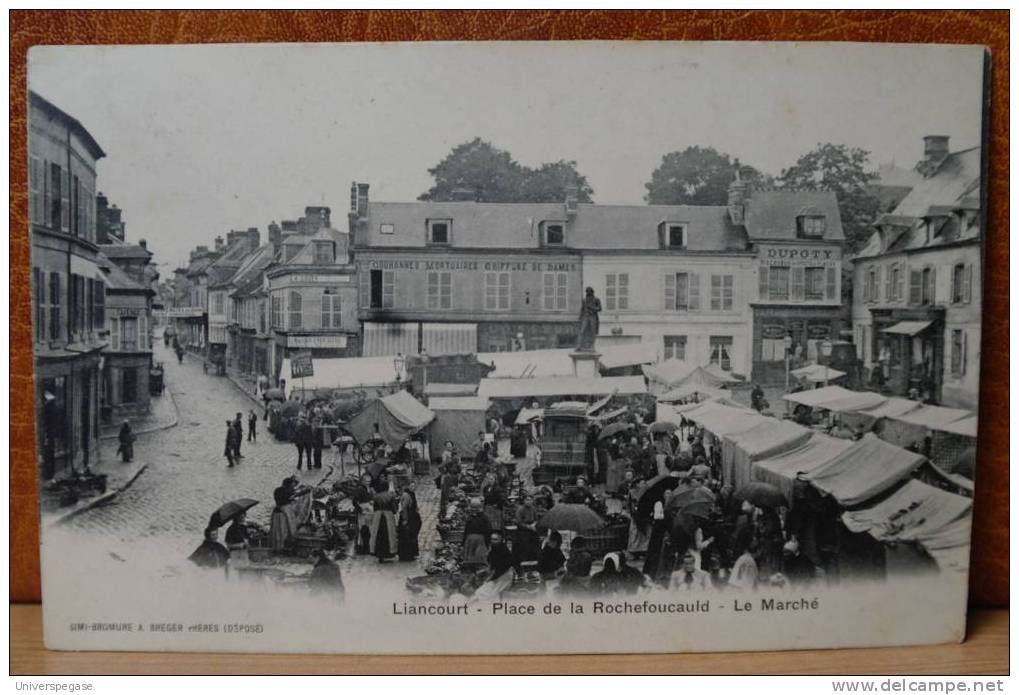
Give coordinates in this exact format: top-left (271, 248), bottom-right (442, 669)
top-left (667, 485), bottom-right (716, 513)
top-left (263, 388), bottom-right (286, 401)
top-left (208, 498), bottom-right (259, 529)
top-left (597, 421), bottom-right (634, 441)
top-left (672, 500), bottom-right (712, 536)
top-left (540, 503), bottom-right (605, 534)
top-left (634, 474), bottom-right (682, 521)
top-left (734, 481), bottom-right (787, 509)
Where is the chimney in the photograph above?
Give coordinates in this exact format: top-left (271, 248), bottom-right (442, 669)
top-left (564, 185), bottom-right (579, 217)
top-left (215, 236), bottom-right (224, 252)
top-left (356, 183), bottom-right (369, 218)
top-left (727, 160), bottom-right (748, 225)
top-left (917, 135), bottom-right (950, 177)
top-left (268, 221), bottom-right (282, 249)
top-left (246, 227), bottom-right (260, 248)
top-left (138, 239), bottom-right (147, 251)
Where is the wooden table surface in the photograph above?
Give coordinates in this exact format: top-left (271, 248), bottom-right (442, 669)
top-left (10, 604), bottom-right (1008, 675)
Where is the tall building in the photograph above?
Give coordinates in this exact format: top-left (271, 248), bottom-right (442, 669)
top-left (852, 136), bottom-right (982, 409)
top-left (28, 91), bottom-right (107, 480)
top-left (206, 228), bottom-right (260, 366)
top-left (226, 242), bottom-right (275, 381)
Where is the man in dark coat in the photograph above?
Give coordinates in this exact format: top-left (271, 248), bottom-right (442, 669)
top-left (295, 417), bottom-right (313, 470)
top-left (224, 421), bottom-right (236, 468)
top-left (232, 413), bottom-right (244, 459)
top-left (117, 421), bottom-right (135, 463)
top-left (247, 410), bottom-right (258, 442)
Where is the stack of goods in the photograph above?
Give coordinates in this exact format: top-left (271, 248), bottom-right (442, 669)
top-left (423, 541), bottom-right (461, 575)
top-left (436, 500), bottom-right (467, 559)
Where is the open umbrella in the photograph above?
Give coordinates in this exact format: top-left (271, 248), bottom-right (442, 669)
top-left (539, 503), bottom-right (604, 534)
top-left (672, 500), bottom-right (712, 536)
top-left (634, 474), bottom-right (683, 520)
top-left (649, 421), bottom-right (679, 436)
top-left (208, 499), bottom-right (259, 529)
top-left (667, 485), bottom-right (716, 512)
top-left (734, 481), bottom-right (787, 509)
top-left (263, 388), bottom-right (286, 401)
top-left (597, 421), bottom-right (634, 441)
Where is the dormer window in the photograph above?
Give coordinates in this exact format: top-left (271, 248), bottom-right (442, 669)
top-left (659, 222), bottom-right (687, 249)
top-left (427, 219), bottom-right (451, 245)
top-left (541, 221), bottom-right (566, 247)
top-left (313, 241), bottom-right (335, 264)
top-left (797, 215), bottom-right (826, 239)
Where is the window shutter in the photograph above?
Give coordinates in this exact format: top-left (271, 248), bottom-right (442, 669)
top-left (758, 267), bottom-right (769, 300)
top-left (909, 269), bottom-right (922, 305)
top-left (897, 267), bottom-right (905, 301)
top-left (791, 266), bottom-right (805, 301)
top-left (689, 273), bottom-right (700, 310)
top-left (961, 332), bottom-right (967, 375)
top-left (358, 268), bottom-right (369, 308)
top-left (964, 264), bottom-right (973, 304)
top-left (664, 273), bottom-right (676, 311)
top-left (61, 169), bottom-right (70, 232)
top-left (928, 267), bottom-right (937, 304)
top-left (543, 273), bottom-right (555, 311)
top-left (826, 266), bottom-right (837, 300)
top-left (111, 317), bottom-right (119, 351)
top-left (140, 314), bottom-right (147, 350)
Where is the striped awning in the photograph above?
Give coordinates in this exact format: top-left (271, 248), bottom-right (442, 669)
top-left (882, 320), bottom-right (933, 336)
top-left (421, 322), bottom-right (477, 356)
top-left (362, 322), bottom-right (418, 357)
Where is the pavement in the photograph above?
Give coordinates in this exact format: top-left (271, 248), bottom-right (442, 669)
top-left (99, 376), bottom-right (179, 440)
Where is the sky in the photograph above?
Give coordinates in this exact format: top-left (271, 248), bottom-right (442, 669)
top-left (28, 41), bottom-right (985, 270)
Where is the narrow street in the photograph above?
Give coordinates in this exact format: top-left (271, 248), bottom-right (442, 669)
top-left (65, 338), bottom-right (443, 585)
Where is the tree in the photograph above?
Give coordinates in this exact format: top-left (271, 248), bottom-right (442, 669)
top-left (776, 143), bottom-right (882, 254)
top-left (419, 139), bottom-right (594, 203)
top-left (644, 146), bottom-right (769, 205)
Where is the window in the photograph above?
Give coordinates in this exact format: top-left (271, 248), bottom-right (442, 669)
top-left (797, 215), bottom-right (826, 238)
top-left (70, 274), bottom-right (87, 336)
top-left (110, 314), bottom-right (119, 349)
top-left (485, 272), bottom-right (511, 311)
top-left (921, 267), bottom-right (935, 305)
top-left (804, 267), bottom-right (825, 301)
top-left (664, 272), bottom-right (699, 311)
top-left (72, 175), bottom-right (80, 236)
top-left (544, 222), bottom-right (565, 247)
top-left (888, 265), bottom-right (901, 302)
top-left (427, 219), bottom-right (451, 245)
top-left (542, 272), bottom-right (569, 311)
top-left (769, 266), bottom-right (790, 301)
top-left (313, 241), bottom-right (335, 265)
top-left (427, 271), bottom-right (452, 310)
top-left (212, 292), bottom-right (225, 315)
top-left (761, 336), bottom-right (787, 362)
top-left (951, 263), bottom-right (972, 304)
top-left (288, 291), bottom-right (303, 329)
top-left (379, 223), bottom-right (395, 235)
top-left (950, 329), bottom-right (966, 377)
top-left (605, 273), bottom-right (629, 311)
top-left (868, 268), bottom-right (878, 303)
top-left (369, 269), bottom-right (395, 309)
top-left (271, 295), bottom-right (282, 329)
top-left (663, 335), bottom-right (687, 361)
top-left (321, 291), bottom-right (342, 329)
top-left (709, 336), bottom-right (733, 371)
top-left (120, 317), bottom-right (138, 351)
top-left (29, 154), bottom-right (43, 224)
top-left (49, 163), bottom-right (63, 230)
top-left (121, 368), bottom-right (138, 404)
top-left (48, 272), bottom-right (61, 341)
top-left (662, 223), bottom-right (686, 249)
top-left (826, 266), bottom-right (837, 300)
top-left (33, 268), bottom-right (45, 343)
top-left (710, 275), bottom-right (734, 311)
top-left (259, 300), bottom-right (267, 334)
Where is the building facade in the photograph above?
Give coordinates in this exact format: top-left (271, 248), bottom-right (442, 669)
top-left (349, 185), bottom-right (583, 357)
top-left (226, 243), bottom-right (275, 381)
top-left (97, 253), bottom-right (155, 421)
top-left (206, 229), bottom-right (260, 365)
top-left (29, 91), bottom-right (107, 480)
top-left (852, 137), bottom-right (981, 409)
top-left (266, 225), bottom-right (360, 386)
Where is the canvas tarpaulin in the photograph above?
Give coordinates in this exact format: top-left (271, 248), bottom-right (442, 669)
top-left (477, 375), bottom-right (646, 400)
top-left (751, 434), bottom-right (854, 505)
top-left (841, 479), bottom-right (972, 572)
top-left (804, 434), bottom-right (925, 507)
top-left (597, 343), bottom-right (659, 370)
top-left (643, 360), bottom-right (735, 396)
top-left (720, 419), bottom-right (813, 489)
top-left (429, 397), bottom-right (490, 460)
top-left (346, 390), bottom-right (435, 450)
top-left (879, 405), bottom-right (973, 450)
top-left (682, 402), bottom-right (765, 438)
top-left (839, 397), bottom-right (921, 432)
top-left (658, 384), bottom-right (729, 403)
top-left (790, 363), bottom-right (847, 383)
top-left (783, 385), bottom-right (887, 412)
top-left (281, 356), bottom-right (398, 393)
top-left (476, 349), bottom-right (574, 379)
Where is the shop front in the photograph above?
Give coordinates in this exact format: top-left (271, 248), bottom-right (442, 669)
top-left (868, 308), bottom-right (944, 403)
top-left (751, 305), bottom-right (843, 385)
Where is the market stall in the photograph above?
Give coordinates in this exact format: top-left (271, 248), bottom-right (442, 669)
top-left (477, 375), bottom-right (646, 400)
top-left (429, 396), bottom-right (492, 461)
top-left (803, 434), bottom-right (926, 507)
top-left (642, 359), bottom-right (738, 397)
top-left (750, 434), bottom-right (854, 505)
top-left (596, 343), bottom-right (659, 376)
top-left (878, 404), bottom-right (973, 453)
top-left (476, 348), bottom-right (575, 379)
top-left (344, 390), bottom-right (435, 475)
top-left (719, 419), bottom-right (813, 490)
top-left (837, 396), bottom-right (921, 433)
top-left (789, 362), bottom-right (847, 386)
top-left (841, 479), bottom-right (972, 575)
top-left (279, 355), bottom-right (401, 397)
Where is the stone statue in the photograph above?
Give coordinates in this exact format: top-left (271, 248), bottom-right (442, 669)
top-left (576, 286), bottom-right (602, 352)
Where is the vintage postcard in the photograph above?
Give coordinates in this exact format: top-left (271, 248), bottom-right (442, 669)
top-left (27, 40), bottom-right (986, 654)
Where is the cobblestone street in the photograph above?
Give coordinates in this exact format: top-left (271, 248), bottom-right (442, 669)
top-left (64, 339), bottom-right (444, 584)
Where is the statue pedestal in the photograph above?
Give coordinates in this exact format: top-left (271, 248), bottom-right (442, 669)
top-left (570, 350), bottom-right (601, 379)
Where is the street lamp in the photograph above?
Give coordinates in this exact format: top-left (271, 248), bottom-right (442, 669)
top-left (783, 335), bottom-right (794, 393)
top-left (820, 339), bottom-right (834, 387)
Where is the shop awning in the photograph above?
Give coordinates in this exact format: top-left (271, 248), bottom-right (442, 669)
top-left (428, 396), bottom-right (491, 412)
top-left (790, 363), bottom-right (847, 383)
top-left (803, 434), bottom-right (926, 507)
top-left (345, 390), bottom-right (435, 449)
top-left (421, 322), bottom-right (478, 356)
top-left (782, 385), bottom-right (887, 412)
top-left (281, 356), bottom-right (400, 392)
top-left (597, 343), bottom-right (659, 370)
top-left (423, 382), bottom-right (478, 398)
top-left (892, 405), bottom-right (973, 431)
top-left (477, 375), bottom-right (646, 400)
top-left (936, 415), bottom-right (978, 438)
top-left (362, 322), bottom-right (419, 358)
top-left (881, 320), bottom-right (933, 336)
top-left (682, 402), bottom-right (765, 437)
top-left (751, 434), bottom-right (855, 503)
top-left (855, 397), bottom-right (922, 420)
top-left (841, 479), bottom-right (972, 571)
top-left (476, 349), bottom-right (574, 379)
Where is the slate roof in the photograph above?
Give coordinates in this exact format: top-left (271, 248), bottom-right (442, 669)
top-left (97, 253), bottom-right (149, 293)
top-left (742, 189), bottom-right (845, 242)
top-left (98, 244), bottom-right (152, 260)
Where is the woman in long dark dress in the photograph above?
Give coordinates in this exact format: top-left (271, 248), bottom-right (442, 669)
top-left (368, 485), bottom-right (398, 563)
top-left (643, 490), bottom-right (673, 583)
top-left (397, 483), bottom-right (422, 561)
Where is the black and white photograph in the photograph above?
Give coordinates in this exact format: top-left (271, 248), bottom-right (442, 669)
top-left (26, 40), bottom-right (986, 655)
